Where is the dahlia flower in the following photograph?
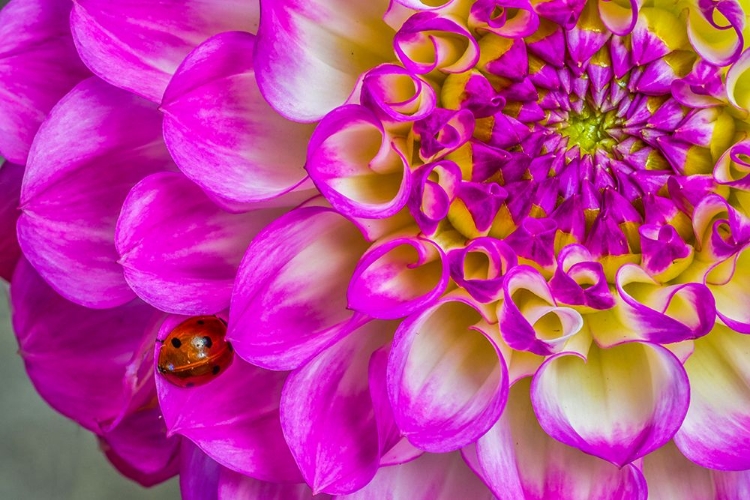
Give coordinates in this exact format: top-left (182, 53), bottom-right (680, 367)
top-left (5, 0), bottom-right (750, 498)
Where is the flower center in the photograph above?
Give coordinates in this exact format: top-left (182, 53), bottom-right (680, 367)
top-left (558, 105), bottom-right (618, 155)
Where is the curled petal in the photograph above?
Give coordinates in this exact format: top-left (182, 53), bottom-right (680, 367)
top-left (307, 105), bottom-right (412, 218)
top-left (11, 258), bottom-right (156, 433)
top-left (498, 266), bottom-right (584, 355)
top-left (388, 299), bottom-right (509, 452)
top-left (336, 452), bottom-right (495, 500)
top-left (71, 0), bottom-right (258, 102)
top-left (549, 244), bottom-right (615, 311)
top-left (18, 77), bottom-right (172, 308)
top-left (469, 0), bottom-right (540, 38)
top-left (116, 172), bottom-right (286, 315)
top-left (162, 31), bottom-right (314, 210)
top-left (228, 207), bottom-right (370, 370)
top-left (0, 0), bottom-right (89, 164)
top-left (474, 379), bottom-right (647, 500)
top-left (394, 12), bottom-right (480, 74)
top-left (615, 264), bottom-right (715, 343)
top-left (408, 160), bottom-right (462, 235)
top-left (531, 341), bottom-right (690, 466)
top-left (639, 224), bottom-right (694, 282)
top-left (360, 64), bottom-right (437, 122)
top-left (348, 236), bottom-right (448, 319)
top-left (281, 321), bottom-right (395, 494)
top-left (675, 324), bottom-right (750, 470)
top-left (686, 0), bottom-right (745, 67)
top-left (598, 0), bottom-right (641, 36)
top-left (255, 0), bottom-right (394, 122)
top-left (714, 139), bottom-right (750, 190)
top-left (155, 315), bottom-right (301, 482)
top-left (727, 49), bottom-right (750, 112)
top-left (448, 237), bottom-right (518, 303)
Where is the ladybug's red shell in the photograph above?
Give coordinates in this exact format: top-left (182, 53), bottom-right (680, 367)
top-left (157, 315), bottom-right (234, 388)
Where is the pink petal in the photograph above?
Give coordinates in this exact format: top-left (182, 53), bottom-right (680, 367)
top-left (11, 257), bottom-right (157, 432)
top-left (155, 314), bottom-right (302, 482)
top-left (642, 441), bottom-right (717, 500)
top-left (228, 207), bottom-right (370, 370)
top-left (254, 0), bottom-right (394, 122)
top-left (348, 236), bottom-right (449, 319)
top-left (0, 0), bottom-right (90, 164)
top-left (162, 31), bottom-right (315, 210)
top-left (0, 161), bottom-right (23, 281)
top-left (474, 378), bottom-right (647, 500)
top-left (281, 321), bottom-right (395, 494)
top-left (675, 324), bottom-right (750, 470)
top-left (531, 341), bottom-right (689, 466)
top-left (306, 105), bottom-right (412, 218)
top-left (219, 469), bottom-right (329, 500)
top-left (70, 0), bottom-right (258, 102)
top-left (18, 77), bottom-right (173, 308)
top-left (180, 440), bottom-right (220, 500)
top-left (388, 298), bottom-right (509, 452)
top-left (336, 452), bottom-right (495, 500)
top-left (116, 171), bottom-right (285, 315)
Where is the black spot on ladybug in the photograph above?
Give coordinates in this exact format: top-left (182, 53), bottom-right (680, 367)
top-left (212, 365), bottom-right (220, 375)
top-left (197, 319), bottom-right (205, 325)
top-left (203, 336), bottom-right (213, 348)
top-left (171, 338), bottom-right (182, 348)
top-left (186, 382), bottom-right (195, 388)
top-left (227, 342), bottom-right (234, 352)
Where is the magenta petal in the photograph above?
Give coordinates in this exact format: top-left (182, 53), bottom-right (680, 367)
top-left (11, 258), bottom-right (157, 433)
top-left (531, 342), bottom-right (690, 467)
top-left (0, 0), bottom-right (90, 164)
top-left (219, 469), bottom-right (329, 500)
top-left (116, 172), bottom-right (284, 315)
top-left (162, 31), bottom-right (315, 210)
top-left (70, 0), bottom-right (259, 102)
top-left (101, 405), bottom-right (181, 487)
top-left (474, 379), bottom-right (647, 500)
top-left (180, 440), bottom-right (220, 500)
top-left (18, 77), bottom-right (173, 308)
top-left (336, 452), bottom-right (495, 500)
top-left (281, 321), bottom-right (395, 494)
top-left (228, 207), bottom-right (370, 370)
top-left (254, 0), bottom-right (394, 122)
top-left (675, 325), bottom-right (750, 470)
top-left (348, 236), bottom-right (449, 319)
top-left (0, 161), bottom-right (23, 281)
top-left (388, 299), bottom-right (509, 452)
top-left (156, 315), bottom-right (302, 482)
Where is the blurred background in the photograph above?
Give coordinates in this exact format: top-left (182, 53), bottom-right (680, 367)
top-left (0, 0), bottom-right (177, 497)
top-left (0, 292), bottom-right (180, 499)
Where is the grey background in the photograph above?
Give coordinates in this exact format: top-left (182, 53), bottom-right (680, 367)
top-left (0, 290), bottom-right (180, 499)
top-left (0, 1), bottom-right (176, 497)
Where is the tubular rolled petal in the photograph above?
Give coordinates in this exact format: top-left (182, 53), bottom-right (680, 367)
top-left (0, 0), bottom-right (90, 164)
top-left (18, 77), bottom-right (173, 308)
top-left (307, 105), bottom-right (412, 218)
top-left (255, 0), bottom-right (394, 122)
top-left (11, 258), bottom-right (157, 433)
top-left (675, 324), bottom-right (750, 470)
top-left (162, 31), bottom-right (315, 210)
top-left (70, 0), bottom-right (259, 102)
top-left (228, 207), bottom-right (370, 370)
top-left (473, 379), bottom-right (647, 500)
top-left (155, 315), bottom-right (302, 482)
top-left (615, 264), bottom-right (716, 343)
top-left (281, 321), bottom-right (395, 494)
top-left (387, 299), bottom-right (509, 452)
top-left (531, 341), bottom-right (690, 467)
top-left (116, 172), bottom-right (285, 315)
top-left (348, 236), bottom-right (449, 319)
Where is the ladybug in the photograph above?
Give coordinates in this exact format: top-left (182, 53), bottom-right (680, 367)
top-left (157, 315), bottom-right (234, 388)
